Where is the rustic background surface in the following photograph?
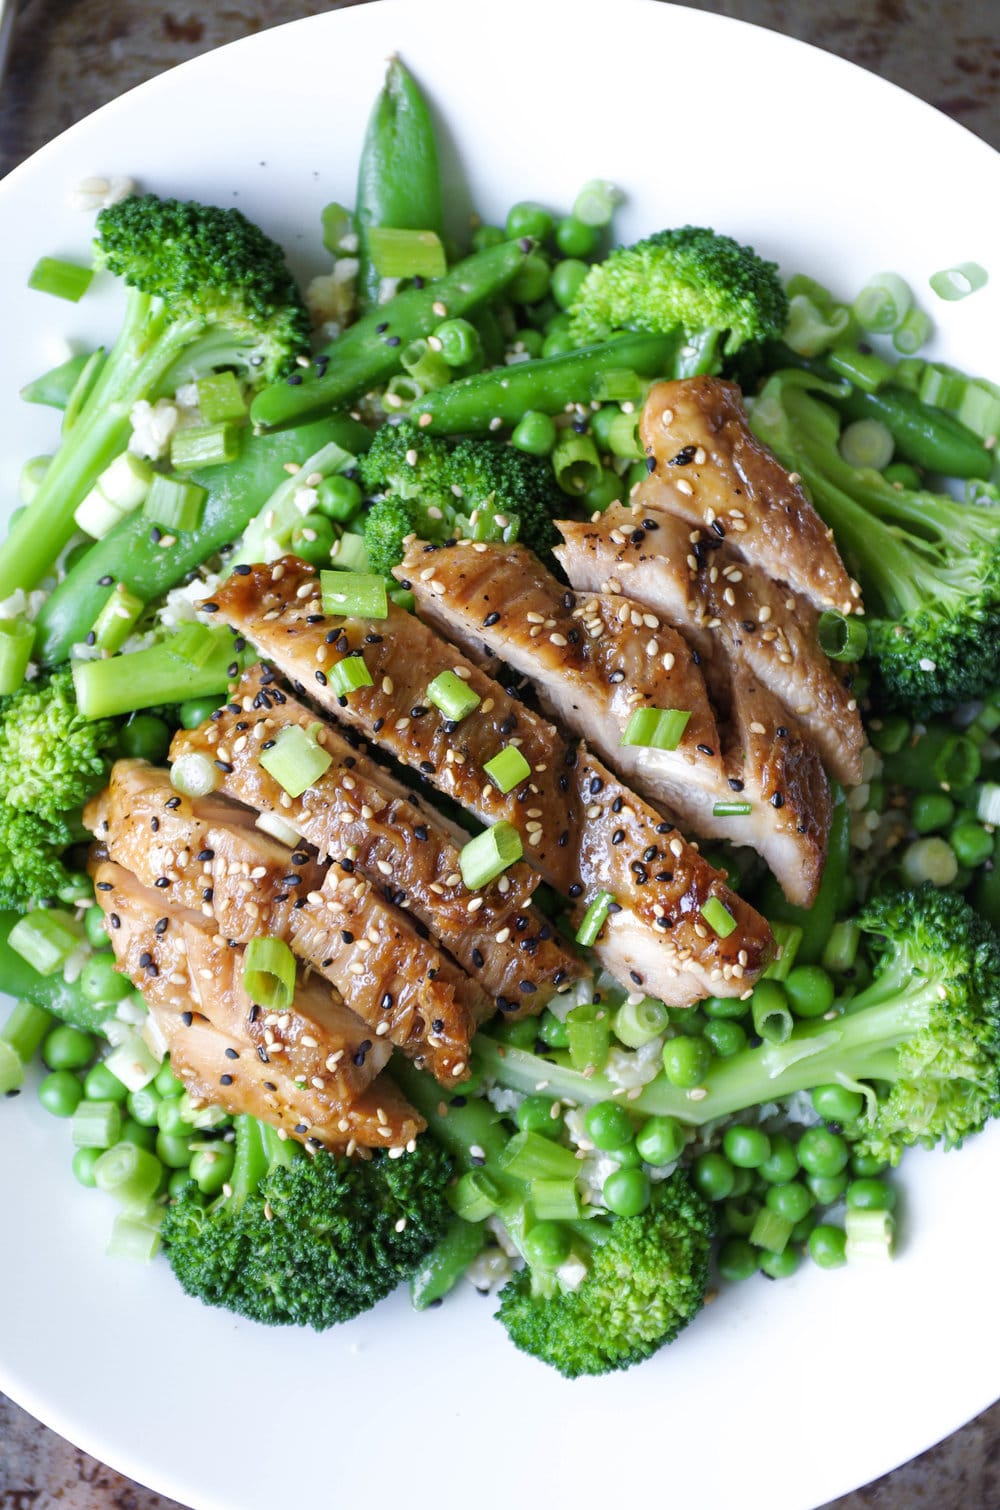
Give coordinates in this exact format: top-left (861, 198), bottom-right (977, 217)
top-left (2, 1), bottom-right (999, 1506)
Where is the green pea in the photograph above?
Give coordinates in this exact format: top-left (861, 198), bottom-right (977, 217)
top-left (951, 821), bottom-right (993, 868)
top-left (585, 1099), bottom-right (634, 1151)
top-left (851, 1150), bottom-right (888, 1178)
top-left (912, 792), bottom-right (955, 834)
top-left (513, 327), bottom-right (545, 359)
top-left (118, 713), bottom-right (172, 763)
top-left (796, 1126), bottom-right (850, 1178)
top-left (84, 905), bottom-right (111, 949)
top-left (555, 215), bottom-right (598, 259)
top-left (167, 1169), bottom-right (197, 1200)
top-left (717, 1236), bottom-right (759, 1283)
top-left (497, 1017), bottom-right (538, 1050)
top-left (760, 1246), bottom-right (801, 1279)
top-left (603, 1166), bottom-right (651, 1217)
top-left (612, 1141), bottom-right (643, 1169)
top-left (57, 872), bottom-right (93, 906)
top-left (784, 965), bottom-right (836, 1019)
top-left (120, 1118), bottom-right (158, 1152)
top-left (846, 1178), bottom-right (896, 1211)
top-left (723, 1194), bottom-right (761, 1236)
top-left (661, 1035), bottom-right (713, 1089)
top-left (73, 1146), bottom-right (103, 1188)
top-left (516, 1094), bottom-right (564, 1140)
top-left (702, 994), bottom-right (750, 1020)
top-left (590, 404), bottom-right (621, 453)
top-left (551, 258), bottom-right (590, 311)
top-left (505, 201), bottom-right (554, 243)
top-left (723, 1125), bottom-right (771, 1169)
top-left (542, 328), bottom-right (579, 359)
top-left (765, 1181), bottom-right (813, 1224)
top-left (809, 1223), bottom-right (847, 1268)
top-left (536, 1010), bottom-right (569, 1049)
top-left (189, 1142), bottom-right (236, 1196)
top-left (759, 1133), bottom-right (799, 1184)
top-left (510, 253), bottom-right (551, 306)
top-left (178, 695), bottom-right (225, 730)
top-left (806, 1171), bottom-right (850, 1205)
top-left (154, 1061), bottom-right (184, 1098)
top-left (83, 1061), bottom-right (129, 1104)
top-left (79, 952), bottom-right (131, 1005)
top-left (38, 1069), bottom-right (84, 1118)
top-left (43, 1025), bottom-right (96, 1072)
top-left (691, 1152), bottom-right (735, 1203)
top-left (582, 468), bottom-right (626, 512)
top-left (156, 1130), bottom-right (195, 1168)
top-left (668, 1007), bottom-right (708, 1038)
top-left (290, 513), bottom-right (336, 566)
top-left (635, 1115), bottom-right (685, 1167)
top-left (703, 1019), bottom-right (748, 1059)
top-left (791, 1213), bottom-right (817, 1244)
top-left (729, 1166), bottom-right (754, 1197)
top-left (127, 1085), bottom-right (162, 1127)
top-left (471, 224), bottom-right (505, 252)
top-left (523, 1219), bottom-right (571, 1269)
top-left (811, 1083), bottom-right (866, 1125)
top-left (157, 1098), bottom-right (195, 1137)
top-left (511, 410), bottom-right (557, 457)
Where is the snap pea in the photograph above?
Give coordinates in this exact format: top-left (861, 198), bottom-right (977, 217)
top-left (250, 239), bottom-right (535, 430)
top-left (355, 58), bottom-right (444, 311)
top-left (836, 384), bottom-right (992, 480)
top-left (410, 1216), bottom-right (486, 1310)
top-left (20, 350), bottom-right (98, 411)
top-left (0, 912), bottom-right (114, 1035)
top-left (34, 416), bottom-right (369, 667)
top-left (412, 332), bottom-right (680, 434)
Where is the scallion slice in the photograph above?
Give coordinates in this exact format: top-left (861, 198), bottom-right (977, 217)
top-left (259, 723), bottom-right (332, 798)
top-left (243, 936), bottom-right (297, 1012)
top-left (552, 430), bottom-right (602, 496)
top-left (196, 371), bottom-right (246, 422)
top-left (103, 1034), bottom-right (161, 1092)
top-left (929, 262), bottom-right (988, 301)
top-left (892, 307), bottom-right (933, 355)
top-left (94, 1141), bottom-right (164, 1205)
top-left (845, 1207), bottom-right (895, 1262)
top-left (449, 1168), bottom-right (501, 1222)
top-left (321, 201), bottom-right (354, 256)
top-left (28, 255), bottom-right (94, 302)
top-left (329, 533), bottom-right (371, 573)
top-left (368, 227), bottom-right (447, 280)
top-left (71, 1100), bottom-right (122, 1151)
top-left (320, 570), bottom-right (388, 620)
top-left (106, 1207), bottom-right (163, 1262)
top-left (590, 368), bottom-right (643, 403)
top-left (851, 272), bottom-right (912, 334)
top-left (712, 800), bottom-right (752, 818)
top-left (8, 910), bottom-right (83, 975)
top-left (483, 745), bottom-right (531, 794)
top-left (459, 821), bottom-right (523, 889)
top-left (170, 422), bottom-right (240, 471)
top-left (170, 752), bottom-right (220, 799)
top-left (499, 1130), bottom-right (580, 1181)
top-left (329, 656), bottom-right (375, 698)
top-left (572, 179), bottom-right (623, 228)
top-left (90, 583), bottom-right (144, 654)
top-left (143, 474), bottom-right (208, 533)
top-left (838, 417), bottom-right (894, 471)
top-left (575, 890), bottom-right (615, 947)
top-left (976, 782), bottom-right (1000, 826)
top-left (530, 1177), bottom-right (583, 1222)
top-left (701, 896), bottom-right (738, 939)
top-left (817, 610), bottom-right (868, 661)
top-left (0, 618), bottom-right (36, 695)
top-left (620, 707), bottom-right (691, 751)
top-left (426, 670), bottom-right (481, 723)
top-left (400, 337), bottom-right (450, 391)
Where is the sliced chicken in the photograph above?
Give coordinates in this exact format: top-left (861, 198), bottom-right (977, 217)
top-left (206, 557), bottom-right (774, 1003)
top-left (554, 508), bottom-right (865, 786)
top-left (87, 761), bottom-right (485, 1085)
top-left (169, 666), bottom-right (588, 1016)
top-left (90, 861), bottom-right (420, 1150)
top-left (398, 539), bottom-right (829, 905)
top-left (638, 377), bottom-right (861, 615)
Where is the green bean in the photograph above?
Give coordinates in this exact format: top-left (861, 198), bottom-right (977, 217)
top-left (355, 59), bottom-right (444, 311)
top-left (881, 727), bottom-right (980, 793)
top-left (412, 332), bottom-right (679, 434)
top-left (837, 385), bottom-right (993, 479)
top-left (251, 239), bottom-right (535, 429)
top-left (410, 1217), bottom-right (486, 1310)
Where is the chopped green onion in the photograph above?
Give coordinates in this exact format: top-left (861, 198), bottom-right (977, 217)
top-left (613, 995), bottom-right (669, 1048)
top-left (259, 723), bottom-right (332, 799)
top-left (590, 368), bottom-right (643, 403)
top-left (852, 273), bottom-right (912, 333)
top-left (530, 1178), bottom-right (583, 1221)
top-left (929, 262), bottom-right (988, 301)
top-left (390, 586), bottom-right (415, 612)
top-left (764, 922), bottom-right (803, 982)
top-left (321, 201), bottom-right (354, 256)
top-left (459, 821), bottom-right (523, 889)
top-left (783, 293), bottom-right (851, 357)
top-left (106, 1206), bottom-right (163, 1262)
top-left (383, 372), bottom-right (425, 410)
top-left (368, 227), bottom-right (447, 280)
top-left (243, 936), bottom-right (297, 1012)
top-left (143, 474), bottom-right (208, 533)
top-left (170, 422), bottom-right (239, 471)
top-left (8, 910), bottom-right (83, 975)
top-left (74, 452), bottom-right (154, 537)
top-left (901, 836), bottom-right (958, 888)
top-left (256, 810), bottom-right (302, 848)
top-left (605, 409), bottom-right (642, 459)
top-left (575, 890), bottom-right (615, 947)
top-left (845, 1206), bottom-right (895, 1262)
top-left (701, 896), bottom-right (737, 939)
top-left (28, 256), bottom-right (94, 302)
top-left (822, 919), bottom-right (860, 974)
top-left (620, 707), bottom-right (692, 751)
top-left (103, 1034), bottom-right (161, 1092)
top-left (552, 430), bottom-right (602, 496)
top-left (893, 307), bottom-right (933, 355)
top-left (750, 980), bottom-right (793, 1044)
top-left (483, 745), bottom-right (531, 794)
top-left (320, 569), bottom-right (388, 619)
top-left (400, 337), bottom-right (450, 391)
top-left (827, 344), bottom-right (894, 393)
top-left (426, 670), bottom-right (481, 723)
top-left (0, 1041), bottom-right (23, 1096)
top-left (817, 610), bottom-right (869, 661)
top-left (572, 179), bottom-right (622, 227)
top-left (196, 371), bottom-right (246, 423)
top-left (71, 1100), bottom-right (122, 1150)
top-left (838, 417), bottom-right (894, 471)
top-left (328, 532), bottom-right (371, 572)
top-left (167, 622), bottom-right (227, 671)
top-left (499, 1130), bottom-right (580, 1181)
top-left (976, 783), bottom-right (1000, 826)
top-left (750, 1206), bottom-right (793, 1253)
top-left (449, 1168), bottom-right (501, 1222)
top-left (0, 618), bottom-right (36, 695)
top-left (90, 584), bottom-right (144, 654)
top-left (170, 752), bottom-right (220, 799)
top-left (917, 363), bottom-right (966, 410)
top-left (329, 656), bottom-right (375, 697)
top-left (1, 1000), bottom-right (54, 1065)
top-left (956, 382), bottom-right (1000, 443)
top-left (712, 800), bottom-right (752, 818)
top-left (94, 1141), bottom-right (164, 1206)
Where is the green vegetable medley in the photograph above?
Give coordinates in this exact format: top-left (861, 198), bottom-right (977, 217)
top-left (3, 56), bottom-right (1000, 1379)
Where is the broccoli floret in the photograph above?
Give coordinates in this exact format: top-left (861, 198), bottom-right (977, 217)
top-left (749, 372), bottom-right (1000, 714)
top-left (360, 420), bottom-right (560, 575)
top-left (161, 1114), bottom-right (453, 1329)
top-left (568, 226), bottom-right (788, 376)
top-left (0, 193), bottom-right (310, 598)
top-left (0, 808), bottom-right (75, 910)
top-left (393, 1059), bottom-right (713, 1377)
top-left (472, 888), bottom-right (1000, 1168)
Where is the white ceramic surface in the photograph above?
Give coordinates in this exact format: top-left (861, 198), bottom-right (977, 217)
top-left (2, 5), bottom-right (999, 1508)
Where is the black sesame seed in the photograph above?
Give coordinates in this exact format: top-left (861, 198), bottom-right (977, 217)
top-left (611, 828), bottom-right (625, 845)
top-left (645, 455), bottom-right (657, 473)
top-left (233, 564), bottom-right (252, 576)
top-left (472, 947), bottom-right (484, 968)
top-left (340, 930), bottom-right (355, 945)
top-left (381, 993), bottom-right (393, 1011)
top-left (181, 1011), bottom-right (193, 1027)
top-left (629, 970), bottom-right (643, 986)
top-left (414, 825), bottom-right (428, 841)
top-left (771, 792), bottom-right (785, 808)
top-left (154, 877), bottom-right (170, 889)
top-left (225, 1047), bottom-right (239, 1060)
top-left (220, 1073), bottom-right (234, 1085)
top-left (669, 445), bottom-right (697, 466)
top-left (568, 883), bottom-right (583, 899)
top-left (728, 778), bottom-right (745, 792)
top-left (97, 574), bottom-right (114, 587)
top-left (196, 849), bottom-right (215, 863)
top-left (109, 914), bottom-right (120, 929)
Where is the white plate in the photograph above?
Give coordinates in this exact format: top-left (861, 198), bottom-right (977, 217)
top-left (2, 4), bottom-right (999, 1507)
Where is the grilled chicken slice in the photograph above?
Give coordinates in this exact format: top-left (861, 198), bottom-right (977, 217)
top-left (85, 760), bottom-right (326, 942)
top-left (170, 667), bottom-right (587, 1016)
top-left (638, 377), bottom-right (861, 615)
top-left (555, 508), bottom-right (865, 786)
top-left (207, 557), bottom-right (774, 1003)
top-left (87, 761), bottom-right (484, 1084)
top-left (90, 861), bottom-right (420, 1149)
top-left (399, 540), bottom-right (829, 905)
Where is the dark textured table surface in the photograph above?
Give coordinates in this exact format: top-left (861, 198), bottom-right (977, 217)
top-left (2, 2), bottom-right (999, 1507)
